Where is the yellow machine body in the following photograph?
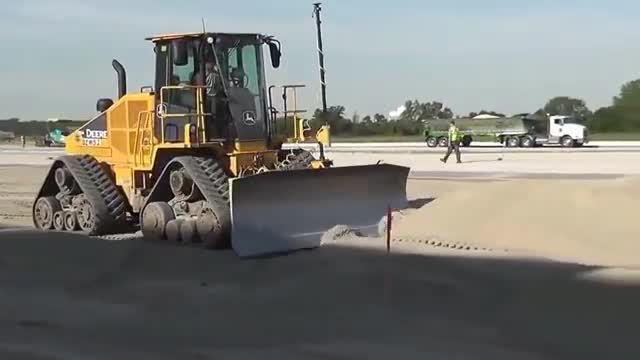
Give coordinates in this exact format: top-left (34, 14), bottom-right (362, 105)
top-left (32, 31), bottom-right (409, 258)
top-left (64, 87), bottom-right (283, 213)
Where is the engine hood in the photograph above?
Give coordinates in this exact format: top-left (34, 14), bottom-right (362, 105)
top-left (563, 123), bottom-right (586, 131)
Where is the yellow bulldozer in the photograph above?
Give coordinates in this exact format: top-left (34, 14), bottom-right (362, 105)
top-left (31, 31), bottom-right (409, 257)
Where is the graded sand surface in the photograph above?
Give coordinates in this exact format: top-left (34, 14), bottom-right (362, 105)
top-left (395, 176), bottom-right (640, 267)
top-left (1, 159), bottom-right (640, 359)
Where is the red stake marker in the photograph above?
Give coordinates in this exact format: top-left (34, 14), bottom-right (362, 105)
top-left (386, 205), bottom-right (392, 253)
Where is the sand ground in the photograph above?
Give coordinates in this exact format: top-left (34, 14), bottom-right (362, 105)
top-left (1, 157), bottom-right (640, 359)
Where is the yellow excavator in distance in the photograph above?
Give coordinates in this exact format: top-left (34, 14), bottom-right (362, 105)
top-left (31, 31), bottom-right (409, 257)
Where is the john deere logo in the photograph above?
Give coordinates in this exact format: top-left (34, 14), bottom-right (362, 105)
top-left (242, 111), bottom-right (256, 126)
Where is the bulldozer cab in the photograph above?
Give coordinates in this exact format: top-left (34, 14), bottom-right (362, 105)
top-left (148, 32), bottom-right (282, 145)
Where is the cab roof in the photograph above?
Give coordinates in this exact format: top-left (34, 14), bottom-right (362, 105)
top-left (145, 31), bottom-right (265, 42)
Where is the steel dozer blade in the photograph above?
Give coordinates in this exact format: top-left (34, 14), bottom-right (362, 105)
top-left (229, 163), bottom-right (410, 257)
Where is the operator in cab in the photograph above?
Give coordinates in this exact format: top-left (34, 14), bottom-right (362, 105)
top-left (229, 67), bottom-right (246, 88)
top-left (205, 61), bottom-right (223, 96)
top-left (440, 120), bottom-right (462, 164)
top-left (194, 58), bottom-right (226, 139)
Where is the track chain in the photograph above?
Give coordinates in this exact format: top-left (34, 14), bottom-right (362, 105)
top-left (45, 155), bottom-right (128, 235)
top-left (187, 156), bottom-right (230, 207)
top-left (276, 149), bottom-right (314, 171)
top-left (0, 213), bottom-right (31, 218)
top-left (98, 232), bottom-right (143, 241)
top-left (143, 155), bottom-right (231, 238)
top-left (146, 156), bottom-right (230, 206)
top-left (391, 236), bottom-right (510, 253)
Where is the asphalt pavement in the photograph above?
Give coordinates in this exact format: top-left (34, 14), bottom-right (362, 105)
top-left (2, 141), bottom-right (640, 155)
top-left (2, 143), bottom-right (640, 178)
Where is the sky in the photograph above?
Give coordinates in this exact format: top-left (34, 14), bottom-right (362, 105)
top-left (2, 0), bottom-right (640, 120)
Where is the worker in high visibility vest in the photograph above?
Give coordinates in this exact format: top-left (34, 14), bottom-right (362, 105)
top-left (441, 120), bottom-right (462, 163)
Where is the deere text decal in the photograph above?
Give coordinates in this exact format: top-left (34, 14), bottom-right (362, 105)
top-left (80, 129), bottom-right (108, 146)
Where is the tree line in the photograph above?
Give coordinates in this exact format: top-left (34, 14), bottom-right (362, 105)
top-left (0, 118), bottom-right (85, 137)
top-left (4, 77), bottom-right (640, 138)
top-left (300, 78), bottom-right (640, 137)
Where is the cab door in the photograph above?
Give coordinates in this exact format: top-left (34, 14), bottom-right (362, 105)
top-left (153, 39), bottom-right (201, 142)
top-left (548, 117), bottom-right (565, 142)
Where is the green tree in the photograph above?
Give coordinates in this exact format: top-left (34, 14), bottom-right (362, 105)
top-left (373, 113), bottom-right (387, 123)
top-left (469, 110), bottom-right (505, 118)
top-left (310, 105), bottom-right (352, 135)
top-left (395, 100), bottom-right (454, 135)
top-left (591, 106), bottom-right (625, 132)
top-left (613, 79), bottom-right (640, 107)
top-left (590, 79), bottom-right (640, 132)
top-left (543, 96), bottom-right (592, 123)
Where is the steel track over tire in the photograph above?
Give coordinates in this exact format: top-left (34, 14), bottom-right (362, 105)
top-left (33, 155), bottom-right (129, 235)
top-left (143, 156), bottom-right (230, 248)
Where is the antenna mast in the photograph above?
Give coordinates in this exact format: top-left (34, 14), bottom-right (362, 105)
top-left (312, 3), bottom-right (328, 114)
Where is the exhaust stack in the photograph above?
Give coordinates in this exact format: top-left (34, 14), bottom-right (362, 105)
top-left (111, 59), bottom-right (127, 99)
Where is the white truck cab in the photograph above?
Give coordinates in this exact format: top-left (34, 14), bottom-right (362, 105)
top-left (546, 115), bottom-right (589, 147)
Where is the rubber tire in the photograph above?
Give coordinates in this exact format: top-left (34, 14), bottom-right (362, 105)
top-left (53, 211), bottom-right (65, 231)
top-left (197, 206), bottom-right (229, 249)
top-left (426, 137), bottom-right (438, 148)
top-left (437, 137), bottom-right (448, 147)
top-left (165, 219), bottom-right (184, 242)
top-left (520, 136), bottom-right (535, 148)
top-left (507, 136), bottom-right (520, 148)
top-left (33, 196), bottom-right (62, 230)
top-left (54, 167), bottom-right (71, 189)
top-left (561, 136), bottom-right (575, 148)
top-left (63, 211), bottom-right (79, 231)
top-left (75, 195), bottom-right (97, 233)
top-left (461, 135), bottom-right (472, 147)
top-left (180, 219), bottom-right (199, 244)
top-left (141, 202), bottom-right (176, 240)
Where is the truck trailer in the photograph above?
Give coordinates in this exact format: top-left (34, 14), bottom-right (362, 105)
top-left (424, 113), bottom-right (589, 148)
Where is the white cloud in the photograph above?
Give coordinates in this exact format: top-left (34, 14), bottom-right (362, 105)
top-left (388, 105), bottom-right (406, 119)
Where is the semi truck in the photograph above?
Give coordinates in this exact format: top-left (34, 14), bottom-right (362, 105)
top-left (424, 113), bottom-right (589, 148)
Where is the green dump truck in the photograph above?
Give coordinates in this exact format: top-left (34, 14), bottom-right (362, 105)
top-left (423, 114), bottom-right (589, 148)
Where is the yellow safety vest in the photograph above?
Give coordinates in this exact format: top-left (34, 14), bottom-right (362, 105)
top-left (449, 126), bottom-right (461, 142)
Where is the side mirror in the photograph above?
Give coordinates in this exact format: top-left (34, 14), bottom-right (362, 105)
top-left (172, 40), bottom-right (189, 66)
top-left (268, 42), bottom-right (281, 68)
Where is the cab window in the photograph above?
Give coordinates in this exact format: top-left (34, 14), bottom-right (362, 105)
top-left (171, 46), bottom-right (195, 85)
